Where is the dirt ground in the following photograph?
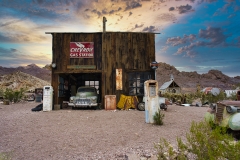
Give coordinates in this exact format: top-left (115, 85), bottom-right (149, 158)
top-left (0, 102), bottom-right (207, 160)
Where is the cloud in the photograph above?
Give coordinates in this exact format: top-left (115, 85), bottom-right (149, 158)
top-left (197, 0), bottom-right (217, 4)
top-left (168, 27), bottom-right (229, 57)
top-left (159, 46), bottom-right (169, 53)
top-left (184, 50), bottom-right (197, 58)
top-left (0, 47), bottom-right (23, 60)
top-left (157, 13), bottom-right (177, 22)
top-left (142, 26), bottom-right (157, 32)
top-left (166, 34), bottom-right (196, 46)
top-left (169, 7), bottom-right (175, 11)
top-left (199, 27), bottom-right (227, 46)
top-left (125, 1), bottom-right (142, 11)
top-left (177, 4), bottom-right (193, 14)
top-left (0, 45), bottom-right (51, 68)
top-left (0, 19), bottom-right (24, 27)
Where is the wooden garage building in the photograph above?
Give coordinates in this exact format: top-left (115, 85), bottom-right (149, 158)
top-left (46, 31), bottom-right (158, 108)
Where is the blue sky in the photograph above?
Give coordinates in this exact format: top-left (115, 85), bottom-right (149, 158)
top-left (0, 0), bottom-right (239, 77)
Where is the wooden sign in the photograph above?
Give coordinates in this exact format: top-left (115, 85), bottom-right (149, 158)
top-left (116, 69), bottom-right (122, 90)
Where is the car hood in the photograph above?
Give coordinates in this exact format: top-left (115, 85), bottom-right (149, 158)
top-left (76, 92), bottom-right (96, 98)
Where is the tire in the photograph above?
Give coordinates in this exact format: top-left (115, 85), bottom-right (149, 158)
top-left (160, 103), bottom-right (166, 110)
top-left (137, 102), bottom-right (145, 111)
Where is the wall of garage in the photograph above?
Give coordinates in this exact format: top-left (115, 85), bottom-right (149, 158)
top-left (47, 32), bottom-right (157, 108)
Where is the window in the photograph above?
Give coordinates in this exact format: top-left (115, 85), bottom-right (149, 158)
top-left (128, 72), bottom-right (151, 96)
top-left (85, 81), bottom-right (99, 93)
top-left (172, 89), bottom-right (176, 93)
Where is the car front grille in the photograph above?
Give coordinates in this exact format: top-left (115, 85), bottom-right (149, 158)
top-left (76, 99), bottom-right (90, 104)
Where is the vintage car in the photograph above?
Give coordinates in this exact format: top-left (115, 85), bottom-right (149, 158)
top-left (68, 86), bottom-right (99, 110)
top-left (205, 100), bottom-right (240, 131)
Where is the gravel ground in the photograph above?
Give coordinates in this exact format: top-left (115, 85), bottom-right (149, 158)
top-left (0, 102), bottom-right (207, 160)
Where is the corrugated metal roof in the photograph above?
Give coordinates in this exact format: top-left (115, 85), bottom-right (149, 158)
top-left (159, 80), bottom-right (173, 90)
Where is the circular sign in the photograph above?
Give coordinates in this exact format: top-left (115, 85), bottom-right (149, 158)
top-left (150, 61), bottom-right (158, 70)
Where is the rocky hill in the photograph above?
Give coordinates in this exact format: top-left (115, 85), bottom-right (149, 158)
top-left (156, 62), bottom-right (240, 93)
top-left (0, 63), bottom-right (239, 93)
top-left (0, 64), bottom-right (51, 82)
top-left (0, 71), bottom-right (50, 92)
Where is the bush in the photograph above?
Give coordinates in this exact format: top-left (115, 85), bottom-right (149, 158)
top-left (0, 152), bottom-right (12, 160)
top-left (153, 109), bottom-right (165, 125)
top-left (3, 88), bottom-right (26, 103)
top-left (155, 121), bottom-right (240, 160)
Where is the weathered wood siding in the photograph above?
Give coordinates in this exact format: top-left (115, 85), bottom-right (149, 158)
top-left (102, 32), bottom-right (155, 103)
top-left (52, 33), bottom-right (102, 73)
top-left (51, 33), bottom-right (102, 104)
top-left (50, 32), bottom-right (156, 106)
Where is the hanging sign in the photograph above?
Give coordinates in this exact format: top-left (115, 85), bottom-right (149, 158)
top-left (70, 42), bottom-right (94, 58)
top-left (116, 69), bottom-right (122, 90)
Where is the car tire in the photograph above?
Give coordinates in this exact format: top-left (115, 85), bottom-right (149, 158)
top-left (137, 102), bottom-right (145, 111)
top-left (160, 103), bottom-right (166, 110)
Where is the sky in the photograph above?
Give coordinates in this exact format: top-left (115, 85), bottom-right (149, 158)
top-left (0, 0), bottom-right (239, 77)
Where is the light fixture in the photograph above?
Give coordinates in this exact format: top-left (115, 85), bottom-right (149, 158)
top-left (52, 63), bottom-right (56, 68)
top-left (150, 61), bottom-right (158, 70)
top-left (150, 61), bottom-right (158, 80)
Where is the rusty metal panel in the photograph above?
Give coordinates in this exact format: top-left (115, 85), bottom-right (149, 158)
top-left (105, 95), bottom-right (116, 110)
top-left (116, 69), bottom-right (122, 90)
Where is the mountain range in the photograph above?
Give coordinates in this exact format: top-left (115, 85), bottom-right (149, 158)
top-left (156, 62), bottom-right (240, 93)
top-left (0, 63), bottom-right (240, 93)
top-left (0, 64), bottom-right (50, 92)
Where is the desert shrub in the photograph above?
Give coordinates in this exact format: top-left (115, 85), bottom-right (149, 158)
top-left (0, 89), bottom-right (3, 97)
top-left (0, 152), bottom-right (12, 160)
top-left (155, 121), bottom-right (240, 160)
top-left (3, 88), bottom-right (26, 103)
top-left (153, 109), bottom-right (164, 125)
top-left (162, 87), bottom-right (228, 105)
top-left (226, 92), bottom-right (237, 100)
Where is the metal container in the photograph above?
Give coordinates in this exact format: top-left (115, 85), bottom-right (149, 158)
top-left (144, 80), bottom-right (159, 123)
top-left (35, 94), bottom-right (42, 102)
top-left (105, 95), bottom-right (116, 110)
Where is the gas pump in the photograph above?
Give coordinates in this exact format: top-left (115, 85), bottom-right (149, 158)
top-left (144, 80), bottom-right (159, 123)
top-left (43, 86), bottom-right (54, 111)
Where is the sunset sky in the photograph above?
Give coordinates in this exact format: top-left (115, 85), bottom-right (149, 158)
top-left (0, 0), bottom-right (239, 77)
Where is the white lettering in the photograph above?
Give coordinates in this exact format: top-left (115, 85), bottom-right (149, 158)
top-left (71, 48), bottom-right (93, 53)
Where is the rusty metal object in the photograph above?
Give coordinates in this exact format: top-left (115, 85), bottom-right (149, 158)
top-left (105, 95), bottom-right (116, 110)
top-left (116, 69), bottom-right (122, 90)
top-left (218, 100), bottom-right (240, 106)
top-left (215, 103), bottom-right (224, 124)
top-left (215, 100), bottom-right (240, 124)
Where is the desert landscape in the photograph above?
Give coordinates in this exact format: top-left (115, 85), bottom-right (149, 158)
top-left (0, 101), bottom-right (207, 160)
top-left (0, 63), bottom-right (239, 159)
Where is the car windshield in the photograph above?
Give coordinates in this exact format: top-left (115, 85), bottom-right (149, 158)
top-left (78, 88), bottom-right (95, 93)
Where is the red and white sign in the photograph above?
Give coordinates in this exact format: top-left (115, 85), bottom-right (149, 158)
top-left (70, 42), bottom-right (94, 58)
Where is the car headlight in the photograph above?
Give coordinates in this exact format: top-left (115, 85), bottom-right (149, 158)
top-left (69, 97), bottom-right (73, 103)
top-left (226, 106), bottom-right (237, 114)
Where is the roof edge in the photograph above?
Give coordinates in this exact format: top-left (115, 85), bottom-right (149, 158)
top-left (45, 32), bottom-right (160, 34)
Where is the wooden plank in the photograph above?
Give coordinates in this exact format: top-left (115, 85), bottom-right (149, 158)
top-left (67, 65), bottom-right (96, 69)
